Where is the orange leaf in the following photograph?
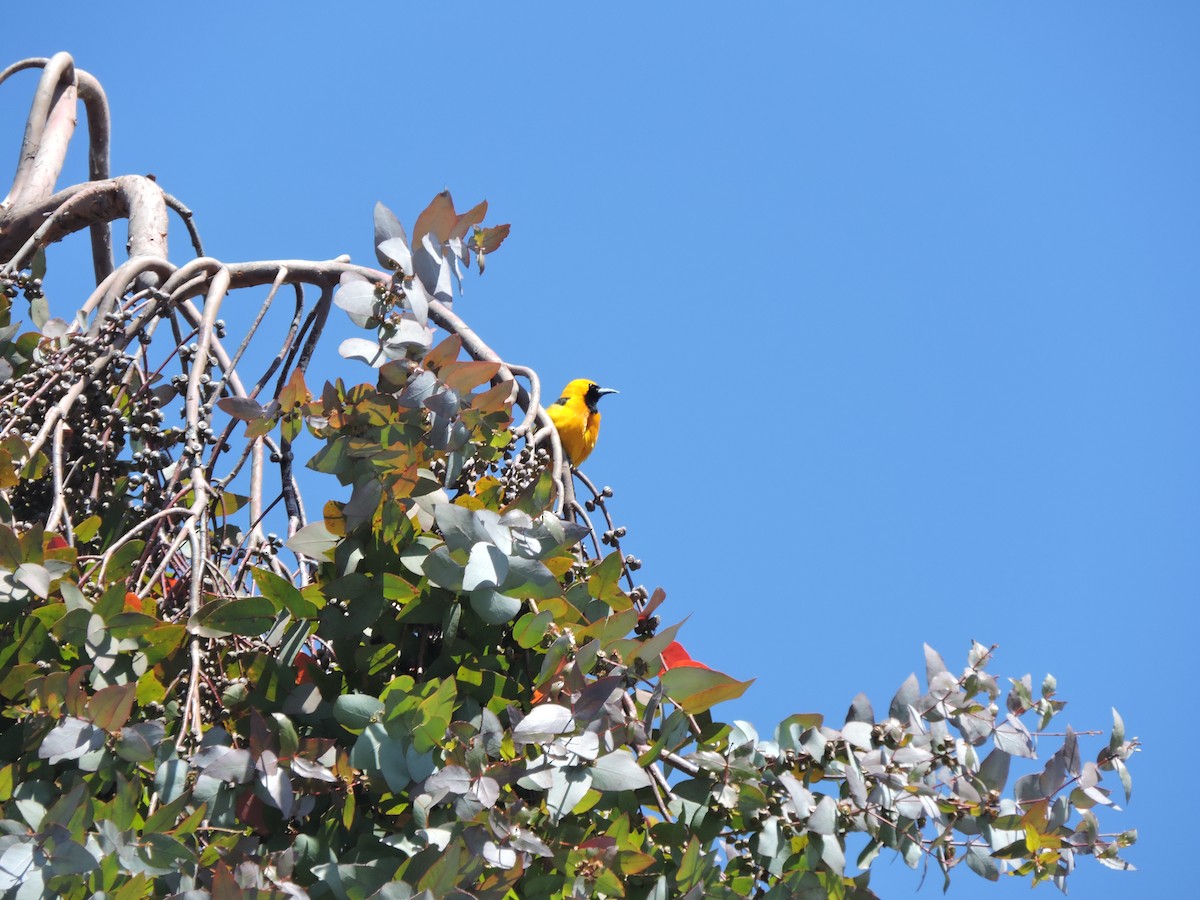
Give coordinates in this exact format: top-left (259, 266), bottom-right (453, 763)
top-left (424, 333), bottom-right (463, 371)
top-left (440, 360), bottom-right (501, 394)
top-left (280, 367), bottom-right (311, 410)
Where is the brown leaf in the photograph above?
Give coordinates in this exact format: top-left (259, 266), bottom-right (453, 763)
top-left (451, 200), bottom-right (489, 241)
top-left (413, 190), bottom-right (458, 248)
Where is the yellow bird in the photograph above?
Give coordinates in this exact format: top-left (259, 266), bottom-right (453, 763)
top-left (546, 378), bottom-right (618, 465)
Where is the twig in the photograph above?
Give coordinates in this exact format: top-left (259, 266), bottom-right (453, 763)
top-left (162, 191), bottom-right (203, 258)
top-left (45, 421), bottom-right (71, 539)
top-left (507, 364), bottom-right (541, 437)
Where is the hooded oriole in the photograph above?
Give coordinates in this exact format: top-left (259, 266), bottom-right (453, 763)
top-left (546, 378), bottom-right (617, 465)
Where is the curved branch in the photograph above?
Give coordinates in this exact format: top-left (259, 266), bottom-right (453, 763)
top-left (0, 55), bottom-right (115, 282)
top-left (163, 190), bottom-right (203, 258)
top-left (0, 175), bottom-right (168, 292)
top-left (75, 67), bottom-right (113, 282)
top-left (1, 53), bottom-right (75, 209)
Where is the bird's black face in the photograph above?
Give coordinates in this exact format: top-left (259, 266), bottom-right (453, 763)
top-left (584, 383), bottom-right (618, 411)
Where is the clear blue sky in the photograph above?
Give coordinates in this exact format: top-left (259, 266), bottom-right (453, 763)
top-left (6, 4), bottom-right (1195, 897)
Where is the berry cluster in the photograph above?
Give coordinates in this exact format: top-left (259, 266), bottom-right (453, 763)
top-left (0, 305), bottom-right (172, 534)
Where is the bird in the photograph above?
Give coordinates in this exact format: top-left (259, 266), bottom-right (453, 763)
top-left (546, 378), bottom-right (618, 465)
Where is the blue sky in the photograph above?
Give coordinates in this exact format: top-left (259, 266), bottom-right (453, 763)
top-left (5, 4), bottom-right (1196, 896)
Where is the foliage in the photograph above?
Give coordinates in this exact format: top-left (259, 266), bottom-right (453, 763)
top-left (0, 53), bottom-right (1138, 898)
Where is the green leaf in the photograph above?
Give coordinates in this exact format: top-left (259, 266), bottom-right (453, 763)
top-left (334, 280), bottom-right (380, 318)
top-left (252, 566), bottom-right (320, 618)
top-left (334, 693), bottom-right (384, 733)
top-left (87, 682), bottom-right (136, 732)
top-left (106, 540), bottom-right (145, 582)
top-left (505, 469), bottom-right (556, 515)
top-left (500, 556), bottom-right (560, 599)
top-left (660, 666), bottom-right (754, 715)
top-left (547, 766), bottom-right (592, 824)
top-left (578, 607), bottom-right (639, 649)
top-left (513, 610), bottom-right (554, 649)
top-left (216, 396), bottom-right (265, 422)
top-left (285, 521), bottom-right (338, 560)
top-left (991, 839), bottom-right (1030, 860)
top-left (114, 722), bottom-right (163, 763)
top-left (30, 296), bottom-right (49, 329)
top-left (1115, 758), bottom-right (1132, 803)
top-left (675, 836), bottom-right (704, 893)
top-left (413, 678), bottom-right (457, 752)
top-left (626, 619), bottom-right (684, 668)
top-left (140, 623), bottom-right (186, 665)
top-left (1041, 673), bottom-right (1057, 698)
top-left (1108, 708), bottom-right (1125, 755)
top-left (73, 516), bottom-right (101, 543)
top-left (144, 790), bottom-right (191, 834)
top-left (469, 588), bottom-right (522, 625)
top-left (423, 546), bottom-right (464, 591)
top-left (512, 703), bottom-right (575, 742)
top-left (590, 749), bottom-right (651, 792)
top-left (978, 748), bottom-right (1011, 792)
top-left (106, 611), bottom-right (157, 641)
top-left (188, 596), bottom-right (278, 638)
top-left (965, 845), bottom-right (1000, 881)
top-left (14, 563), bottom-right (50, 598)
top-left (463, 542), bottom-right (508, 591)
top-left (200, 748), bottom-right (254, 783)
top-left (587, 551), bottom-right (624, 601)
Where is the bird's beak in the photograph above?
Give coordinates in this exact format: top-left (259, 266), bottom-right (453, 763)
top-left (597, 387), bottom-right (618, 398)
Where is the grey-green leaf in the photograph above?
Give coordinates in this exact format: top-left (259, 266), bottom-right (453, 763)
top-left (590, 749), bottom-right (651, 792)
top-left (374, 202), bottom-right (410, 269)
top-left (39, 717), bottom-right (105, 764)
top-left (334, 694), bottom-right (384, 732)
top-left (334, 280), bottom-right (379, 318)
top-left (378, 237), bottom-right (413, 275)
top-left (512, 704), bottom-right (574, 742)
top-left (469, 588), bottom-right (521, 625)
top-left (808, 795), bottom-right (837, 835)
top-left (463, 542), bottom-right (508, 592)
top-left (845, 693), bottom-right (874, 724)
top-left (889, 673), bottom-right (920, 724)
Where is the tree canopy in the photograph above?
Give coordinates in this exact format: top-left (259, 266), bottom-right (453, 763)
top-left (0, 53), bottom-right (1138, 899)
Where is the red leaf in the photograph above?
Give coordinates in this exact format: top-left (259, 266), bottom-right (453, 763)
top-left (295, 653), bottom-right (318, 685)
top-left (638, 587), bottom-right (667, 622)
top-left (235, 789), bottom-right (271, 835)
top-left (661, 641), bottom-right (712, 672)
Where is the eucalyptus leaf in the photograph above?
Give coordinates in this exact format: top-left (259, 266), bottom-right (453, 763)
top-left (39, 717), bottom-right (105, 764)
top-left (590, 749), bottom-right (650, 792)
top-left (469, 588), bottom-right (522, 625)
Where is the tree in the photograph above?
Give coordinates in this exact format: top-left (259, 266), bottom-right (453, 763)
top-left (0, 53), bottom-right (1138, 898)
